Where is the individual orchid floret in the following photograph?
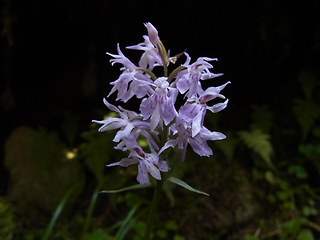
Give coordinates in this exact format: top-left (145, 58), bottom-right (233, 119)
top-left (140, 77), bottom-right (178, 131)
top-left (113, 126), bottom-right (160, 153)
top-left (126, 35), bottom-right (163, 70)
top-left (179, 81), bottom-right (231, 137)
top-left (108, 70), bottom-right (154, 102)
top-left (176, 55), bottom-right (224, 99)
top-left (107, 135), bottom-right (169, 185)
top-left (159, 117), bottom-right (226, 160)
top-left (143, 22), bottom-right (169, 73)
top-left (107, 71), bottom-right (134, 101)
top-left (107, 44), bottom-right (137, 71)
top-left (92, 98), bottom-right (151, 143)
top-left (106, 44), bottom-right (157, 102)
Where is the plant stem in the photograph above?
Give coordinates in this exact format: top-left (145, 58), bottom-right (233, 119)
top-left (144, 180), bottom-right (163, 240)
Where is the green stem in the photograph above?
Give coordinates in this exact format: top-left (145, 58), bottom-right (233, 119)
top-left (144, 180), bottom-right (163, 240)
top-left (167, 65), bottom-right (187, 83)
top-left (136, 68), bottom-right (157, 81)
top-left (158, 41), bottom-right (168, 77)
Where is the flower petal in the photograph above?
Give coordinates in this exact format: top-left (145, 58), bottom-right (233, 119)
top-left (113, 123), bottom-right (134, 142)
top-left (150, 103), bottom-right (161, 131)
top-left (192, 109), bottom-right (204, 137)
top-left (159, 139), bottom-right (178, 154)
top-left (107, 158), bottom-right (138, 167)
top-left (189, 138), bottom-right (213, 157)
top-left (158, 161), bottom-right (170, 172)
top-left (103, 98), bottom-right (120, 113)
top-left (207, 99), bottom-right (229, 113)
top-left (140, 97), bottom-right (154, 120)
top-left (137, 161), bottom-right (150, 185)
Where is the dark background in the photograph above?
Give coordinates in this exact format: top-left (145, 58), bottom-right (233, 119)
top-left (1, 0), bottom-right (320, 238)
top-left (2, 0), bottom-right (319, 133)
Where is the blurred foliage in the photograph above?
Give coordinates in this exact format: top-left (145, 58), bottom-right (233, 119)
top-left (80, 126), bottom-right (115, 183)
top-left (293, 71), bottom-right (320, 140)
top-left (4, 126), bottom-right (84, 214)
top-left (238, 129), bottom-right (273, 168)
top-left (0, 197), bottom-right (15, 240)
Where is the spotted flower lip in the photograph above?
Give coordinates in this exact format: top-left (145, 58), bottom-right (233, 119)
top-left (94, 22), bottom-right (230, 184)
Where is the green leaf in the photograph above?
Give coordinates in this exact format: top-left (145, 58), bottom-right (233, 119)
top-left (293, 99), bottom-right (320, 139)
top-left (115, 204), bottom-right (139, 240)
top-left (82, 229), bottom-right (114, 240)
top-left (0, 197), bottom-right (15, 240)
top-left (42, 183), bottom-right (82, 240)
top-left (288, 164), bottom-right (308, 179)
top-left (238, 129), bottom-right (273, 167)
top-left (297, 229), bottom-right (314, 240)
top-left (100, 184), bottom-right (150, 194)
top-left (173, 235), bottom-right (186, 240)
top-left (83, 183), bottom-right (103, 236)
top-left (282, 217), bottom-right (302, 234)
top-left (243, 234), bottom-right (259, 240)
top-left (165, 220), bottom-right (179, 231)
top-left (265, 171), bottom-right (276, 184)
top-left (156, 229), bottom-right (167, 239)
top-left (167, 177), bottom-right (209, 196)
top-left (298, 71), bottom-right (319, 100)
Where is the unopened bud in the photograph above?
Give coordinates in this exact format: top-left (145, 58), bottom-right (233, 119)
top-left (144, 22), bottom-right (160, 45)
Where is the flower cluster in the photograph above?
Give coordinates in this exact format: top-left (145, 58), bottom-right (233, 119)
top-left (93, 23), bottom-right (230, 185)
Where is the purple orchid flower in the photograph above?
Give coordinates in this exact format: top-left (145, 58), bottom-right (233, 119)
top-left (94, 22), bottom-right (230, 184)
top-left (107, 136), bottom-right (169, 185)
top-left (176, 54), bottom-right (224, 99)
top-left (179, 81), bottom-right (231, 137)
top-left (92, 98), bottom-right (151, 142)
top-left (159, 117), bottom-right (226, 160)
top-left (140, 77), bottom-right (178, 131)
top-left (126, 35), bottom-right (163, 70)
top-left (107, 44), bottom-right (154, 102)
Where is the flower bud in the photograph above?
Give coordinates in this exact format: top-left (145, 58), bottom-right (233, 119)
top-left (144, 22), bottom-right (160, 45)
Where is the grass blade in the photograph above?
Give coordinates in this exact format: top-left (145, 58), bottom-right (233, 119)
top-left (116, 204), bottom-right (139, 240)
top-left (42, 183), bottom-right (80, 240)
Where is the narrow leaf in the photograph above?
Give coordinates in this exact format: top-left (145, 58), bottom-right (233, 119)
top-left (83, 182), bottom-right (103, 236)
top-left (100, 184), bottom-right (150, 194)
top-left (116, 204), bottom-right (139, 240)
top-left (167, 177), bottom-right (209, 196)
top-left (42, 183), bottom-right (81, 240)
